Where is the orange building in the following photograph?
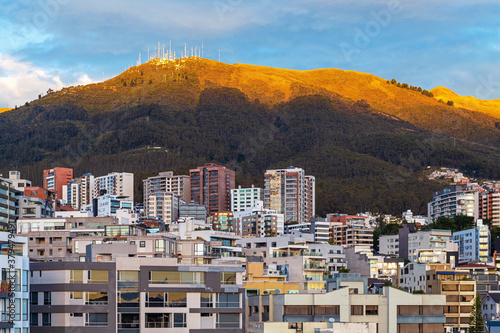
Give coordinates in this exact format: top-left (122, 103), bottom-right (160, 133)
top-left (43, 167), bottom-right (73, 199)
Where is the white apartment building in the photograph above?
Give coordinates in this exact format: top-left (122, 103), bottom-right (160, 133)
top-left (264, 166), bottom-right (315, 223)
top-left (7, 171), bottom-right (32, 191)
top-left (0, 231), bottom-right (30, 332)
top-left (427, 185), bottom-right (478, 223)
top-left (407, 230), bottom-right (453, 262)
top-left (230, 185), bottom-right (264, 212)
top-left (452, 222), bottom-right (490, 263)
top-left (94, 172), bottom-right (134, 199)
top-left (62, 179), bottom-right (81, 210)
top-left (379, 234), bottom-right (399, 256)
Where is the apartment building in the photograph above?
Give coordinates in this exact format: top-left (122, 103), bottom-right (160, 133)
top-left (231, 185), bottom-right (263, 213)
top-left (93, 172), bottom-right (134, 199)
top-left (190, 164), bottom-right (235, 216)
top-left (453, 223), bottom-right (490, 263)
top-left (426, 267), bottom-right (476, 331)
top-left (407, 229), bottom-right (453, 262)
top-left (264, 167), bottom-right (315, 224)
top-left (247, 273), bottom-right (446, 333)
top-left (379, 234), bottom-right (399, 256)
top-left (427, 184), bottom-right (478, 223)
top-left (43, 167), bottom-right (73, 199)
top-left (212, 212), bottom-right (234, 232)
top-left (143, 171), bottom-right (190, 214)
top-left (30, 257), bottom-right (244, 332)
top-left (0, 231), bottom-right (30, 332)
top-left (0, 177), bottom-right (18, 225)
top-left (7, 171), bottom-right (32, 191)
top-left (146, 192), bottom-right (183, 223)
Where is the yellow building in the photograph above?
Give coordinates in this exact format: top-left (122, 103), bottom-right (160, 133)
top-left (244, 256), bottom-right (300, 295)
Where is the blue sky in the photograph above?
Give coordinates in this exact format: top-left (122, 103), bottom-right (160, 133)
top-left (0, 0), bottom-right (499, 107)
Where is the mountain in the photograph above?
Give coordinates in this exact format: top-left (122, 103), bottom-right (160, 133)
top-left (431, 86), bottom-right (500, 119)
top-left (1, 58), bottom-right (499, 216)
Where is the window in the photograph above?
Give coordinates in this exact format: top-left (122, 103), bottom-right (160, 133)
top-left (118, 271), bottom-right (139, 291)
top-left (351, 305), bottom-right (363, 315)
top-left (86, 292), bottom-right (108, 305)
top-left (31, 313), bottom-right (38, 326)
top-left (70, 270), bottom-right (84, 283)
top-left (216, 313), bottom-right (240, 328)
top-left (85, 313), bottom-right (107, 326)
top-left (146, 292), bottom-right (166, 307)
top-left (216, 293), bottom-right (239, 307)
top-left (44, 292), bottom-right (51, 305)
top-left (155, 240), bottom-right (165, 252)
top-left (88, 270), bottom-right (108, 283)
top-left (70, 292), bottom-right (83, 300)
top-left (201, 293), bottom-right (213, 307)
top-left (145, 313), bottom-right (169, 328)
top-left (30, 292), bottom-right (38, 305)
top-left (42, 313), bottom-right (51, 326)
top-left (149, 271), bottom-right (204, 284)
top-left (140, 241), bottom-right (146, 248)
top-left (221, 272), bottom-right (236, 285)
top-left (167, 292), bottom-right (187, 307)
top-left (366, 305), bottom-right (378, 315)
top-left (173, 313), bottom-right (186, 328)
top-left (118, 313), bottom-right (140, 329)
top-left (117, 292), bottom-right (140, 307)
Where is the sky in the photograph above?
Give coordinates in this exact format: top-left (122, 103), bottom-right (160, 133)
top-left (0, 0), bottom-right (500, 107)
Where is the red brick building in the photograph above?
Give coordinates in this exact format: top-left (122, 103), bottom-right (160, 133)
top-left (43, 167), bottom-right (73, 199)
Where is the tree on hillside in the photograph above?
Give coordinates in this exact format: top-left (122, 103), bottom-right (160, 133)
top-left (423, 215), bottom-right (474, 233)
top-left (469, 292), bottom-right (485, 333)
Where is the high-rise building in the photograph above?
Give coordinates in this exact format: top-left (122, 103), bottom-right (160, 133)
top-left (452, 222), bottom-right (490, 263)
top-left (146, 192), bottom-right (183, 223)
top-left (94, 172), bottom-right (134, 199)
top-left (43, 167), bottom-right (73, 199)
top-left (143, 171), bottom-right (190, 215)
top-left (62, 179), bottom-right (81, 210)
top-left (263, 166), bottom-right (315, 223)
top-left (190, 163), bottom-right (235, 215)
top-left (0, 177), bottom-right (18, 225)
top-left (230, 185), bottom-right (263, 213)
top-left (427, 184), bottom-right (477, 223)
top-left (80, 173), bottom-right (95, 208)
top-left (0, 231), bottom-right (30, 332)
top-left (478, 190), bottom-right (500, 227)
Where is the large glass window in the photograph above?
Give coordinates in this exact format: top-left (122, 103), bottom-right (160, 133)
top-left (201, 293), bottom-right (213, 308)
top-left (88, 270), bottom-right (108, 283)
top-left (44, 292), bottom-right (51, 305)
top-left (145, 313), bottom-right (169, 328)
top-left (118, 271), bottom-right (139, 291)
top-left (42, 313), bottom-right (51, 326)
top-left (117, 292), bottom-right (140, 307)
top-left (216, 293), bottom-right (239, 307)
top-left (118, 313), bottom-right (140, 329)
top-left (167, 292), bottom-right (187, 307)
top-left (220, 272), bottom-right (236, 285)
top-left (173, 313), bottom-right (186, 328)
top-left (30, 292), bottom-right (38, 305)
top-left (146, 292), bottom-right (166, 307)
top-left (70, 270), bottom-right (83, 283)
top-left (85, 313), bottom-right (107, 326)
top-left (216, 313), bottom-right (240, 328)
top-left (149, 271), bottom-right (204, 284)
top-left (86, 292), bottom-right (108, 305)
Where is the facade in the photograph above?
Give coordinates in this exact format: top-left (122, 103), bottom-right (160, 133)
top-left (244, 256), bottom-right (301, 296)
top-left (8, 171), bottom-right (32, 191)
top-left (0, 232), bottom-right (30, 332)
top-left (233, 203), bottom-right (285, 237)
top-left (478, 190), bottom-right (500, 227)
top-left (379, 234), bottom-right (399, 256)
top-left (482, 292), bottom-right (500, 321)
top-left (79, 173), bottom-right (95, 209)
top-left (30, 257), bottom-right (244, 332)
top-left (143, 171), bottom-right (190, 214)
top-left (146, 192), bottom-right (183, 224)
top-left (179, 203), bottom-right (207, 221)
top-left (263, 167), bottom-right (315, 224)
top-left (17, 196), bottom-right (54, 219)
top-left (189, 163), bottom-right (235, 216)
top-left (94, 195), bottom-right (133, 217)
top-left (310, 219), bottom-right (330, 243)
top-left (426, 267), bottom-right (476, 331)
top-left (427, 184), bottom-right (477, 223)
top-left (332, 221), bottom-right (373, 248)
top-left (43, 167), bottom-right (73, 199)
top-left (93, 172), bottom-right (134, 200)
top-left (0, 177), bottom-right (17, 225)
top-left (452, 223), bottom-right (490, 263)
top-left (62, 179), bottom-right (81, 210)
top-left (231, 185), bottom-right (263, 213)
top-left (212, 212), bottom-right (234, 232)
top-left (407, 229), bottom-right (453, 262)
top-left (247, 273), bottom-right (446, 333)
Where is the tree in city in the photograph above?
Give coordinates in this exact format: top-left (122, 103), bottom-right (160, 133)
top-left (468, 292), bottom-right (485, 333)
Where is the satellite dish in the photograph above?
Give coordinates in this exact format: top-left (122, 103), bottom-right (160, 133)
top-left (329, 318), bottom-right (335, 323)
top-left (274, 289), bottom-right (280, 294)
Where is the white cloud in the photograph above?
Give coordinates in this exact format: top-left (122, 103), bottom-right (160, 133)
top-left (0, 54), bottom-right (96, 107)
